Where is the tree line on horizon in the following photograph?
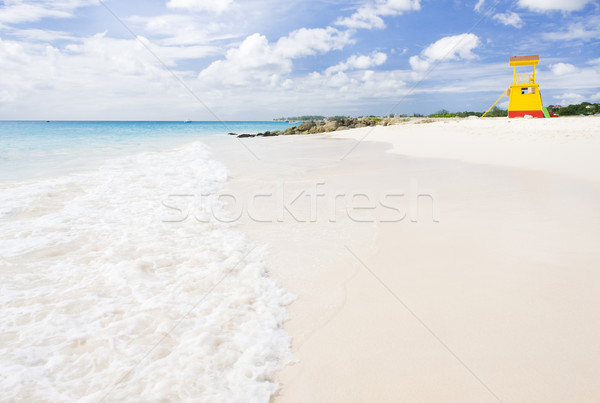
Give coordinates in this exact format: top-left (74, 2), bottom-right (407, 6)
top-left (274, 102), bottom-right (598, 121)
top-left (547, 102), bottom-right (599, 116)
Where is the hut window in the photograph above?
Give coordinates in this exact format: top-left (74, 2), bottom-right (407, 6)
top-left (521, 87), bottom-right (536, 94)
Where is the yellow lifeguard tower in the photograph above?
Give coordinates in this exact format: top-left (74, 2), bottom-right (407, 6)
top-left (483, 54), bottom-right (552, 118)
top-left (508, 55), bottom-right (545, 118)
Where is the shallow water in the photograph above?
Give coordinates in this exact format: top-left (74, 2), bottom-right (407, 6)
top-left (0, 121), bottom-right (295, 401)
top-left (0, 121), bottom-right (293, 182)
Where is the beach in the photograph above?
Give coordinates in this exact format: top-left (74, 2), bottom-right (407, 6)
top-left (214, 116), bottom-right (600, 402)
top-left (1, 0), bottom-right (598, 400)
top-left (1, 117), bottom-right (599, 401)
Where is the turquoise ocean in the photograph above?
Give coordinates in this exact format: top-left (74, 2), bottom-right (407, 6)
top-left (0, 121), bottom-right (294, 182)
top-left (0, 121), bottom-right (295, 401)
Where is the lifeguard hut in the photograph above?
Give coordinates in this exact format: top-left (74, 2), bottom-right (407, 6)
top-left (483, 54), bottom-right (553, 118)
top-left (508, 55), bottom-right (546, 118)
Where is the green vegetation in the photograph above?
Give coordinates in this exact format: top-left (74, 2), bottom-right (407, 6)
top-left (482, 105), bottom-right (508, 117)
top-left (425, 107), bottom-right (504, 118)
top-left (548, 102), bottom-right (599, 116)
top-left (428, 109), bottom-right (456, 118)
top-left (455, 111), bottom-right (483, 118)
top-left (273, 101), bottom-right (597, 122)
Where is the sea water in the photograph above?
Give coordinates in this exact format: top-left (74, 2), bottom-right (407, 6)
top-left (0, 121), bottom-right (295, 401)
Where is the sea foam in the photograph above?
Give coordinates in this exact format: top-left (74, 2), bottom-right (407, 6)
top-left (0, 142), bottom-right (293, 401)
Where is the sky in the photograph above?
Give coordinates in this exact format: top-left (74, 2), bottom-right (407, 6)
top-left (0, 0), bottom-right (599, 120)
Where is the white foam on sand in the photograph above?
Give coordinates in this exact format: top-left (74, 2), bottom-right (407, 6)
top-left (0, 142), bottom-right (294, 402)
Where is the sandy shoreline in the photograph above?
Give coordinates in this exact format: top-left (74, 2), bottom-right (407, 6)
top-left (210, 116), bottom-right (600, 402)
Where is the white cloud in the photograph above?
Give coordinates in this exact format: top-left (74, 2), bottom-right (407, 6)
top-left (590, 92), bottom-right (600, 102)
top-left (0, 37), bottom-right (31, 65)
top-left (493, 12), bottom-right (524, 28)
top-left (518, 0), bottom-right (594, 12)
top-left (408, 56), bottom-right (430, 71)
top-left (166, 0), bottom-right (235, 14)
top-left (474, 0), bottom-right (485, 12)
top-left (274, 27), bottom-right (353, 58)
top-left (421, 33), bottom-right (479, 61)
top-left (64, 33), bottom-right (182, 72)
top-left (0, 34), bottom-right (194, 119)
top-left (409, 33), bottom-right (480, 71)
top-left (198, 27), bottom-right (354, 87)
top-left (130, 14), bottom-right (235, 46)
top-left (66, 32), bottom-right (218, 67)
top-left (498, 100), bottom-right (510, 109)
top-left (550, 62), bottom-right (578, 75)
top-left (1, 0), bottom-right (597, 120)
top-left (539, 60), bottom-right (600, 94)
top-left (0, 0), bottom-right (97, 27)
top-left (300, 68), bottom-right (408, 96)
top-left (0, 5), bottom-right (69, 26)
top-left (542, 17), bottom-right (600, 41)
top-left (7, 29), bottom-right (75, 42)
top-left (335, 0), bottom-right (421, 30)
top-left (553, 92), bottom-right (585, 105)
top-left (198, 33), bottom-right (290, 87)
top-left (325, 52), bottom-right (387, 75)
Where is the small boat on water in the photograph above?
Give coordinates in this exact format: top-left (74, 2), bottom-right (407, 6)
top-left (183, 120), bottom-right (192, 123)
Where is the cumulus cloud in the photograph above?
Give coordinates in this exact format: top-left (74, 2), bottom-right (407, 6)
top-left (542, 17), bottom-right (600, 41)
top-left (550, 62), bottom-right (578, 75)
top-left (474, 0), bottom-right (485, 12)
top-left (335, 0), bottom-right (421, 30)
top-left (166, 0), bottom-right (235, 14)
top-left (1, 0), bottom-right (597, 120)
top-left (0, 33), bottom-right (199, 119)
top-left (541, 60), bottom-right (600, 95)
top-left (409, 33), bottom-right (480, 71)
top-left (198, 33), bottom-right (290, 87)
top-left (553, 92), bottom-right (585, 105)
top-left (0, 37), bottom-right (31, 65)
top-left (304, 68), bottom-right (408, 95)
top-left (493, 12), bottom-right (524, 28)
top-left (274, 27), bottom-right (353, 58)
top-left (198, 27), bottom-right (353, 87)
top-left (325, 52), bottom-right (387, 75)
top-left (518, 0), bottom-right (594, 12)
top-left (130, 14), bottom-right (233, 46)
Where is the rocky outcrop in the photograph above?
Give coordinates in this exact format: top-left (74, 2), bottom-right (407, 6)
top-left (233, 116), bottom-right (413, 138)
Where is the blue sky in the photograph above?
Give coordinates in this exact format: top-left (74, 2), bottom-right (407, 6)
top-left (0, 0), bottom-right (598, 120)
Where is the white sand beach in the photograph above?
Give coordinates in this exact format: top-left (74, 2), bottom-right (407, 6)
top-left (213, 116), bottom-right (600, 402)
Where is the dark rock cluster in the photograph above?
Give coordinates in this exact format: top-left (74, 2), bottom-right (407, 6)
top-left (230, 117), bottom-right (395, 138)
